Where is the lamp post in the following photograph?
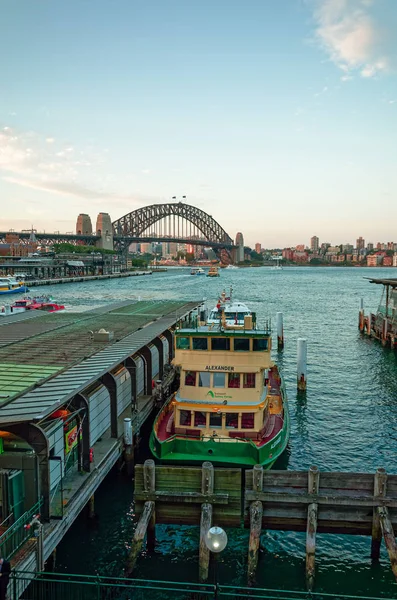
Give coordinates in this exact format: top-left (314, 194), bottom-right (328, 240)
top-left (205, 526), bottom-right (228, 598)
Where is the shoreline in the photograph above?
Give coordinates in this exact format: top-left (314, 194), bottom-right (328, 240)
top-left (26, 270), bottom-right (158, 287)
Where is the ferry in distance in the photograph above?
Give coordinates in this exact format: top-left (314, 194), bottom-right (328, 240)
top-left (150, 291), bottom-right (289, 468)
top-left (0, 277), bottom-right (29, 295)
top-left (190, 267), bottom-right (206, 276)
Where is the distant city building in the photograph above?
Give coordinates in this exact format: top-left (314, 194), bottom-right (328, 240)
top-left (255, 243), bottom-right (262, 254)
top-left (367, 243), bottom-right (374, 252)
top-left (367, 255), bottom-right (381, 267)
top-left (310, 236), bottom-right (319, 253)
top-left (140, 243), bottom-right (153, 254)
top-left (383, 256), bottom-right (393, 267)
top-left (356, 236), bottom-right (365, 250)
top-left (393, 253), bottom-right (397, 267)
top-left (295, 244), bottom-right (305, 252)
top-left (342, 244), bottom-right (353, 253)
top-left (76, 214), bottom-right (93, 235)
top-left (235, 232), bottom-right (244, 262)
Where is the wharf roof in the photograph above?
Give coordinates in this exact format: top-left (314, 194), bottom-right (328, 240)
top-left (0, 299), bottom-right (199, 424)
top-left (366, 278), bottom-right (397, 288)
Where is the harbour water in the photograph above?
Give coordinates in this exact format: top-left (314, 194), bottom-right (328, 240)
top-left (33, 267), bottom-right (397, 596)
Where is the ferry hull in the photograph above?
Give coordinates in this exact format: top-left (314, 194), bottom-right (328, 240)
top-left (0, 286), bottom-right (29, 295)
top-left (150, 407), bottom-right (289, 469)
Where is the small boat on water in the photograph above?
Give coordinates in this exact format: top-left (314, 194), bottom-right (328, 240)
top-left (271, 257), bottom-right (283, 270)
top-left (0, 277), bottom-right (29, 295)
top-left (226, 264), bottom-right (238, 269)
top-left (150, 291), bottom-right (289, 468)
top-left (207, 265), bottom-right (220, 277)
top-left (191, 267), bottom-right (206, 276)
top-left (0, 296), bottom-right (65, 316)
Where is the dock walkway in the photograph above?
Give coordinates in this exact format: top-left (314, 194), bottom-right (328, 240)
top-left (0, 298), bottom-right (200, 598)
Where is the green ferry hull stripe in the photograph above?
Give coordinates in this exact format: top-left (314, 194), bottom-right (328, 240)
top-left (150, 404), bottom-right (290, 468)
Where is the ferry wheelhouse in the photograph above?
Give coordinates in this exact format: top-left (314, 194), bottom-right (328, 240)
top-left (151, 299), bottom-right (289, 468)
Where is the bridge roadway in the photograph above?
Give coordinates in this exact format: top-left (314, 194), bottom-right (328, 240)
top-left (0, 231), bottom-right (235, 250)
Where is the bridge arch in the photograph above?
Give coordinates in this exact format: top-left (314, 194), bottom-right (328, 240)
top-left (112, 202), bottom-right (233, 246)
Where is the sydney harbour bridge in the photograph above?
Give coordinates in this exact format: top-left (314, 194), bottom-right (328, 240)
top-left (0, 201), bottom-right (243, 262)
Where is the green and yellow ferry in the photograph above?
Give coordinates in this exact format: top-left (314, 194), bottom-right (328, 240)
top-left (150, 293), bottom-right (289, 468)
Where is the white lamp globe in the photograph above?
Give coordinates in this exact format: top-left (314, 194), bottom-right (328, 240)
top-left (204, 526), bottom-right (228, 553)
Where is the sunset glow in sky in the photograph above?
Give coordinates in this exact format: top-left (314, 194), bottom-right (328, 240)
top-left (0, 0), bottom-right (396, 247)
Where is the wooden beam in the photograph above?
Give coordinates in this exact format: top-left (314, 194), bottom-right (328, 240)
top-left (306, 466), bottom-right (320, 591)
top-left (371, 467), bottom-right (387, 560)
top-left (125, 500), bottom-right (154, 576)
top-left (199, 462), bottom-right (214, 583)
top-left (244, 491), bottom-right (397, 509)
top-left (378, 506), bottom-right (397, 581)
top-left (134, 491), bottom-right (229, 504)
top-left (248, 500), bottom-right (263, 586)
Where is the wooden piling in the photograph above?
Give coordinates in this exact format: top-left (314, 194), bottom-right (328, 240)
top-left (378, 506), bottom-right (397, 580)
top-left (248, 500), bottom-right (263, 586)
top-left (276, 312), bottom-right (284, 350)
top-left (199, 503), bottom-right (213, 582)
top-left (144, 460), bottom-right (156, 552)
top-left (359, 299), bottom-right (364, 331)
top-left (125, 500), bottom-right (155, 576)
top-left (297, 338), bottom-right (307, 391)
top-left (199, 462), bottom-right (214, 582)
top-left (371, 467), bottom-right (387, 560)
top-left (247, 465), bottom-right (264, 586)
top-left (306, 465), bottom-right (320, 591)
top-left (88, 494), bottom-right (95, 519)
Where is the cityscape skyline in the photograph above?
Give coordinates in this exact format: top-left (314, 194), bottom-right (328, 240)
top-left (0, 0), bottom-right (396, 245)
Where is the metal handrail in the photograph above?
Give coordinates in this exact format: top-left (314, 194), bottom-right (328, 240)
top-left (9, 571), bottom-right (393, 600)
top-left (0, 499), bottom-right (42, 560)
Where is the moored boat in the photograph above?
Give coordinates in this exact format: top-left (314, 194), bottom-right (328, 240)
top-left (0, 277), bottom-right (29, 295)
top-left (150, 294), bottom-right (289, 468)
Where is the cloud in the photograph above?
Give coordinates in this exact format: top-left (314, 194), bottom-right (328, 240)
top-left (0, 125), bottom-right (135, 203)
top-left (311, 0), bottom-right (390, 78)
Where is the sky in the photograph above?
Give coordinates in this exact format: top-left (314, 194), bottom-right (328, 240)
top-left (0, 0), bottom-right (396, 247)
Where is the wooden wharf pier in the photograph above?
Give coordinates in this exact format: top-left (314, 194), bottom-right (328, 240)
top-left (0, 298), bottom-right (200, 598)
top-left (132, 461), bottom-right (397, 591)
top-left (359, 278), bottom-right (397, 349)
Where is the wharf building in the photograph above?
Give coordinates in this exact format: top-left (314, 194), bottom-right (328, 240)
top-left (0, 299), bottom-right (199, 587)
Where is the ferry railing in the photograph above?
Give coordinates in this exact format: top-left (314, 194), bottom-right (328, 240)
top-left (9, 571), bottom-right (394, 600)
top-left (0, 499), bottom-right (42, 561)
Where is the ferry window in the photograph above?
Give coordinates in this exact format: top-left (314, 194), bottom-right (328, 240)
top-left (253, 338), bottom-right (268, 351)
top-left (210, 412), bottom-right (222, 428)
top-left (211, 338), bottom-right (230, 351)
top-left (234, 338), bottom-right (250, 351)
top-left (192, 337), bottom-right (208, 350)
top-left (225, 413), bottom-right (238, 428)
top-left (177, 337), bottom-right (190, 350)
top-left (199, 372), bottom-right (211, 387)
top-left (194, 411), bottom-right (207, 427)
top-left (179, 410), bottom-right (191, 426)
top-left (185, 371), bottom-right (196, 386)
top-left (213, 372), bottom-right (225, 387)
top-left (228, 373), bottom-right (240, 388)
top-left (243, 373), bottom-right (256, 388)
top-left (241, 413), bottom-right (255, 429)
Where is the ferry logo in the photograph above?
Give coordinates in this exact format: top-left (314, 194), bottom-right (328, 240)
top-left (206, 390), bottom-right (215, 398)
